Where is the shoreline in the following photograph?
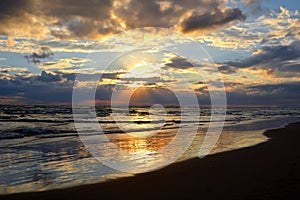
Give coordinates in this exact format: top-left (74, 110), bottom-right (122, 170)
top-left (2, 121), bottom-right (300, 199)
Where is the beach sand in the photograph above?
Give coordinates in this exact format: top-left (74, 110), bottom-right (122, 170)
top-left (2, 122), bottom-right (300, 200)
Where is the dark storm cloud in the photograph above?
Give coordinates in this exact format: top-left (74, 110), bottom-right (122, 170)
top-left (40, 0), bottom-right (113, 21)
top-left (0, 0), bottom-right (28, 15)
top-left (0, 72), bottom-right (71, 103)
top-left (181, 8), bottom-right (246, 33)
top-left (195, 82), bottom-right (300, 105)
top-left (0, 0), bottom-right (48, 37)
top-left (0, 0), bottom-right (33, 22)
top-left (196, 80), bottom-right (243, 90)
top-left (195, 82), bottom-right (300, 106)
top-left (114, 0), bottom-right (221, 29)
top-left (25, 47), bottom-right (54, 64)
top-left (227, 41), bottom-right (300, 68)
top-left (226, 82), bottom-right (300, 105)
top-left (0, 0), bottom-right (116, 39)
top-left (0, 71), bottom-right (120, 104)
top-left (164, 57), bottom-right (195, 70)
top-left (130, 87), bottom-right (179, 106)
top-left (218, 65), bottom-right (237, 74)
top-left (223, 41), bottom-right (300, 77)
top-left (114, 0), bottom-right (173, 28)
top-left (37, 71), bottom-right (62, 82)
top-left (65, 19), bottom-right (96, 38)
top-left (60, 73), bottom-right (77, 81)
top-left (0, 0), bottom-right (246, 39)
top-left (40, 0), bottom-right (121, 38)
top-left (1, 70), bottom-right (299, 105)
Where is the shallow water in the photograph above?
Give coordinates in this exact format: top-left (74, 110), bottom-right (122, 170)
top-left (0, 105), bottom-right (299, 194)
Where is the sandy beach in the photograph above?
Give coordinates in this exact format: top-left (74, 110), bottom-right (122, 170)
top-left (2, 122), bottom-right (300, 200)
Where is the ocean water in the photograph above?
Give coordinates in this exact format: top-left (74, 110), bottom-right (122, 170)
top-left (0, 105), bottom-right (299, 194)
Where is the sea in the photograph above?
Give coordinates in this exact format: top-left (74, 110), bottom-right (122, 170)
top-left (0, 105), bottom-right (299, 194)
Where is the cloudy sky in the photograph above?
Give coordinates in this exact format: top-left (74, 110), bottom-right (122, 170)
top-left (0, 0), bottom-right (299, 106)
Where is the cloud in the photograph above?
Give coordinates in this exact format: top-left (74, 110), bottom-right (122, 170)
top-left (195, 81), bottom-right (300, 105)
top-left (196, 6), bottom-right (300, 50)
top-left (243, 0), bottom-right (270, 16)
top-left (0, 70), bottom-right (121, 104)
top-left (164, 56), bottom-right (195, 70)
top-left (39, 57), bottom-right (90, 70)
top-left (46, 0), bottom-right (121, 39)
top-left (114, 0), bottom-right (222, 29)
top-left (6, 36), bottom-right (15, 46)
top-left (0, 0), bottom-right (115, 40)
top-left (25, 46), bottom-right (54, 64)
top-left (74, 72), bottom-right (123, 82)
top-left (226, 82), bottom-right (300, 105)
top-left (40, 0), bottom-right (113, 21)
top-left (0, 0), bottom-right (246, 40)
top-left (0, 0), bottom-right (48, 37)
top-left (180, 8), bottom-right (246, 34)
top-left (213, 41), bottom-right (300, 80)
top-left (37, 71), bottom-right (62, 82)
top-left (1, 69), bottom-right (299, 105)
top-left (0, 66), bottom-right (28, 74)
top-left (218, 65), bottom-right (237, 74)
top-left (222, 41), bottom-right (300, 77)
top-left (129, 87), bottom-right (179, 106)
top-left (119, 77), bottom-right (172, 86)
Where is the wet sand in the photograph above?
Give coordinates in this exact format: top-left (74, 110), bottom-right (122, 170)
top-left (2, 122), bottom-right (300, 200)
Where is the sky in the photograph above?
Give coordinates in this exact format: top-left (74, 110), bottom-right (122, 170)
top-left (0, 0), bottom-right (299, 106)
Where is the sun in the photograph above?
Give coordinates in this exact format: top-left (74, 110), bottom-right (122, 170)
top-left (122, 61), bottom-right (162, 79)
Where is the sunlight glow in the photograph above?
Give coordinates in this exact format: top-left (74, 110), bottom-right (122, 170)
top-left (122, 61), bottom-right (161, 79)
